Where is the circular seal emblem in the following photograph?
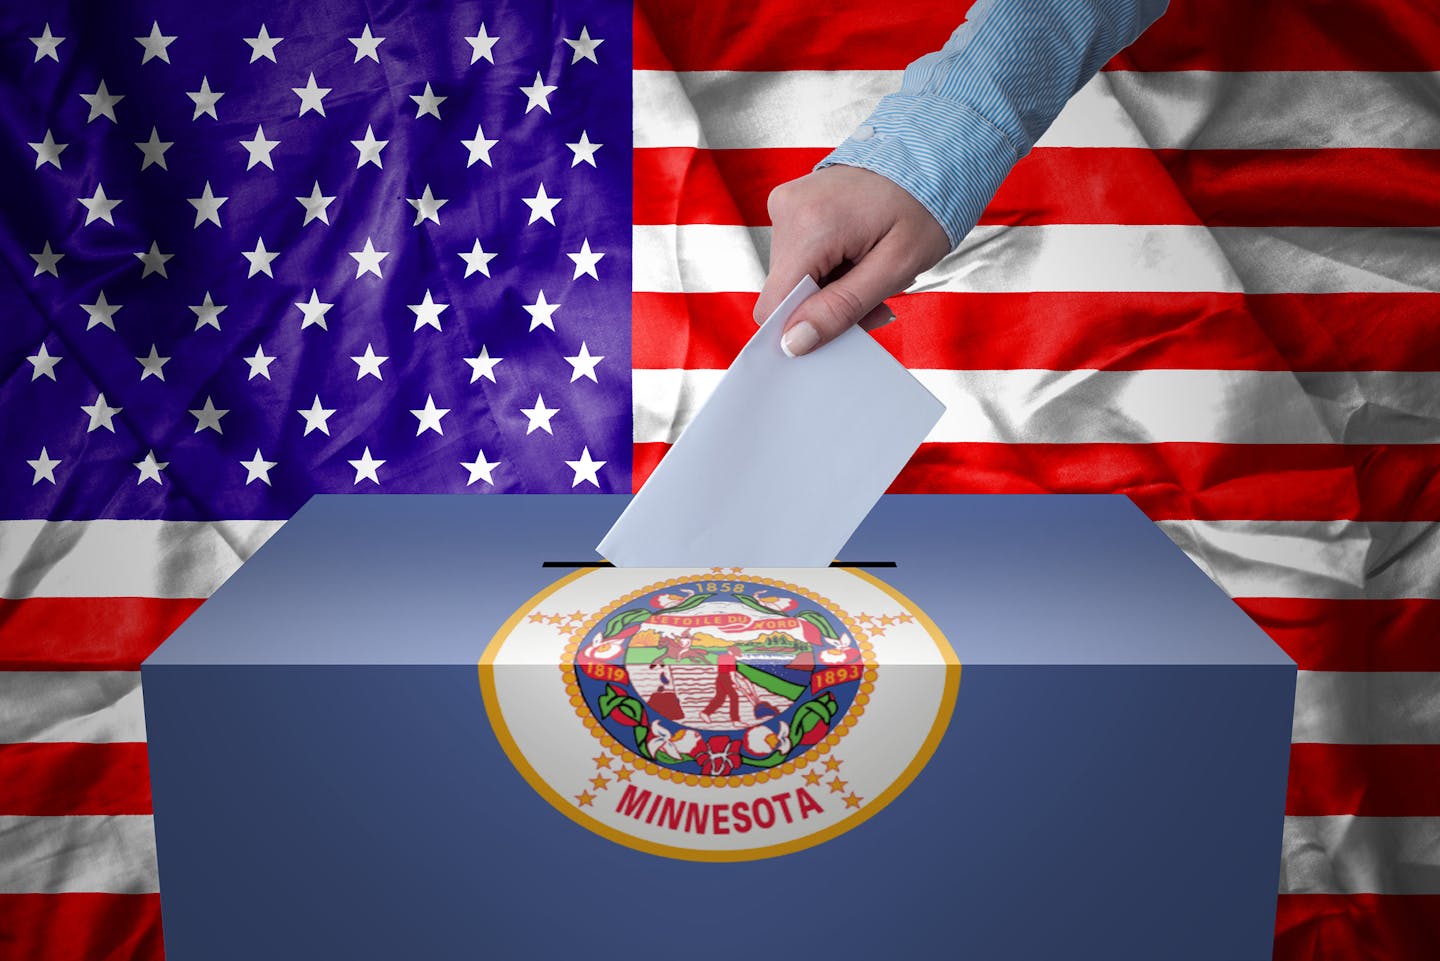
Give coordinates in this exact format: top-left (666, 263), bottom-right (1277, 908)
top-left (479, 567), bottom-right (959, 861)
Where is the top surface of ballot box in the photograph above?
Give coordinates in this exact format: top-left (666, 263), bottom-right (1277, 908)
top-left (144, 494), bottom-right (1295, 961)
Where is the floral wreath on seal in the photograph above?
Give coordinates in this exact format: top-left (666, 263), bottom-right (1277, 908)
top-left (564, 574), bottom-right (876, 786)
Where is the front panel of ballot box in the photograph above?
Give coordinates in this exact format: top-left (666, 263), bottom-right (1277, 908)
top-left (144, 494), bottom-right (1295, 961)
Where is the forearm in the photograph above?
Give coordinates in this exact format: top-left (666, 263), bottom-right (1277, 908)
top-left (819, 0), bottom-right (1169, 248)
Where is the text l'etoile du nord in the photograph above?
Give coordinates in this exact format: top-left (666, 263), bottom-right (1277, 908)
top-left (614, 784), bottom-right (825, 835)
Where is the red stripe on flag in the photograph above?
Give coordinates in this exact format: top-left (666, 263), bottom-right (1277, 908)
top-left (635, 0), bottom-right (1440, 71)
top-left (634, 148), bottom-right (1440, 228)
top-left (1275, 895), bottom-right (1440, 961)
top-left (0, 894), bottom-right (164, 961)
top-left (634, 442), bottom-right (1440, 522)
top-left (0, 743), bottom-right (151, 816)
top-left (632, 291), bottom-right (1440, 372)
top-left (1288, 744), bottom-right (1440, 817)
top-left (0, 597), bottom-right (202, 670)
top-left (1237, 598), bottom-right (1440, 672)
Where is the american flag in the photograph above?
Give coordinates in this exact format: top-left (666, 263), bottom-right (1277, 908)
top-left (1, 0), bottom-right (1436, 958)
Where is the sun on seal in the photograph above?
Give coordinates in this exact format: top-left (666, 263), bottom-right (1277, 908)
top-left (479, 567), bottom-right (959, 861)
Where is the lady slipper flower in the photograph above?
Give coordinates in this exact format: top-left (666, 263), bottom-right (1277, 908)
top-left (691, 734), bottom-right (742, 776)
top-left (646, 720), bottom-right (701, 763)
top-left (743, 720), bottom-right (792, 758)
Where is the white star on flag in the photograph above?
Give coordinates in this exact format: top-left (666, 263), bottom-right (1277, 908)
top-left (82, 81), bottom-right (123, 123)
top-left (135, 242), bottom-right (172, 278)
top-left (410, 395), bottom-right (450, 435)
top-left (352, 126), bottom-right (388, 168)
top-left (187, 77), bottom-right (223, 120)
top-left (30, 131), bottom-right (67, 170)
top-left (464, 346), bottom-right (502, 383)
top-left (188, 182), bottom-right (227, 228)
top-left (407, 185), bottom-right (448, 225)
top-left (459, 240), bottom-right (497, 277)
top-left (565, 342), bottom-right (604, 382)
top-left (293, 73), bottom-right (331, 117)
top-left (520, 393), bottom-right (559, 435)
top-left (563, 27), bottom-right (604, 64)
top-left (31, 242), bottom-right (63, 277)
top-left (523, 183), bottom-right (561, 225)
top-left (296, 182), bottom-right (335, 225)
top-left (566, 131), bottom-right (602, 167)
top-left (461, 450), bottom-right (500, 486)
top-left (189, 396), bottom-right (228, 434)
top-left (241, 450), bottom-right (277, 486)
top-left (240, 124), bottom-right (280, 169)
top-left (31, 24), bottom-right (64, 62)
top-left (134, 450), bottom-right (168, 485)
top-left (524, 291), bottom-right (560, 331)
top-left (297, 397), bottom-right (336, 436)
top-left (410, 82), bottom-right (446, 118)
top-left (519, 72), bottom-right (557, 113)
top-left (136, 128), bottom-right (172, 170)
top-left (82, 291), bottom-right (121, 330)
top-left (462, 123), bottom-right (498, 167)
top-left (567, 239), bottom-right (604, 280)
top-left (409, 291), bottom-right (449, 331)
top-left (351, 345), bottom-right (387, 380)
top-left (348, 447), bottom-right (384, 485)
top-left (27, 448), bottom-right (60, 485)
top-left (466, 24), bottom-right (499, 64)
top-left (136, 345), bottom-right (170, 381)
top-left (79, 183), bottom-right (122, 226)
top-left (190, 292), bottom-right (225, 331)
top-left (245, 25), bottom-right (283, 62)
top-left (351, 25), bottom-right (385, 62)
top-left (294, 290), bottom-right (333, 329)
top-left (82, 393), bottom-right (121, 432)
top-left (135, 22), bottom-right (177, 64)
top-left (244, 346), bottom-right (275, 380)
top-left (26, 343), bottom-right (62, 381)
top-left (565, 447), bottom-right (605, 487)
top-left (350, 238), bottom-right (388, 278)
top-left (243, 238), bottom-right (279, 278)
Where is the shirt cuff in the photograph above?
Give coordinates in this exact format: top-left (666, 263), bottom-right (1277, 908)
top-left (816, 93), bottom-right (1020, 250)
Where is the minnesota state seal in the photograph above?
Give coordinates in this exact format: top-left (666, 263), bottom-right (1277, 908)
top-left (479, 567), bottom-right (959, 861)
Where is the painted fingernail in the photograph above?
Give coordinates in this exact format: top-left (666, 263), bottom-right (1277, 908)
top-left (781, 321), bottom-right (820, 358)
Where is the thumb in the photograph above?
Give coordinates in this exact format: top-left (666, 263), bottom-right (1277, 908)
top-left (780, 242), bottom-right (904, 358)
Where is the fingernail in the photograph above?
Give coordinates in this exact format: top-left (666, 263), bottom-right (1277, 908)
top-left (781, 321), bottom-right (820, 358)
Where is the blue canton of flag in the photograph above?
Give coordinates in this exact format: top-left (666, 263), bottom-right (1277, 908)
top-left (3, 0), bottom-right (632, 521)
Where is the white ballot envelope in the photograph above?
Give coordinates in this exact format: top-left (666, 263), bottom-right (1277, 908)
top-left (598, 276), bottom-right (945, 567)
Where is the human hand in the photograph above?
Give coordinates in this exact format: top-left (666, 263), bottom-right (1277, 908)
top-left (755, 164), bottom-right (952, 357)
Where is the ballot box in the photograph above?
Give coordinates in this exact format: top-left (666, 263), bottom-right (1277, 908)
top-left (143, 494), bottom-right (1294, 960)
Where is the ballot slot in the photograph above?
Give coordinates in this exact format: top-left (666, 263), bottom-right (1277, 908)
top-left (539, 560), bottom-right (897, 568)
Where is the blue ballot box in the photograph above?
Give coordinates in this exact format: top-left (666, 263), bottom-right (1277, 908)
top-left (143, 494), bottom-right (1294, 960)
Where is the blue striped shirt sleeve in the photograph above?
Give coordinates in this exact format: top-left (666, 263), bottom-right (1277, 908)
top-left (819, 0), bottom-right (1170, 248)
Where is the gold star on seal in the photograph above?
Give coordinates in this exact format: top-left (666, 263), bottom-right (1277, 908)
top-left (803, 770), bottom-right (823, 786)
top-left (590, 774), bottom-right (610, 791)
top-left (827, 776), bottom-right (848, 794)
top-left (592, 754), bottom-right (612, 769)
top-left (824, 756), bottom-right (844, 772)
top-left (575, 791), bottom-right (595, 807)
top-left (843, 792), bottom-right (864, 810)
top-left (614, 767), bottom-right (634, 782)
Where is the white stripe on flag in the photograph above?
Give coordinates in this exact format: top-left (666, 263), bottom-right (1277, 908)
top-left (1293, 672), bottom-right (1440, 745)
top-left (1156, 519), bottom-right (1440, 601)
top-left (0, 519), bottom-right (282, 599)
top-left (633, 369), bottom-right (1440, 446)
top-left (1281, 815), bottom-right (1440, 895)
top-left (0, 815), bottom-right (158, 894)
top-left (633, 224), bottom-right (1440, 294)
top-left (634, 69), bottom-right (1440, 150)
top-left (0, 672), bottom-right (145, 744)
